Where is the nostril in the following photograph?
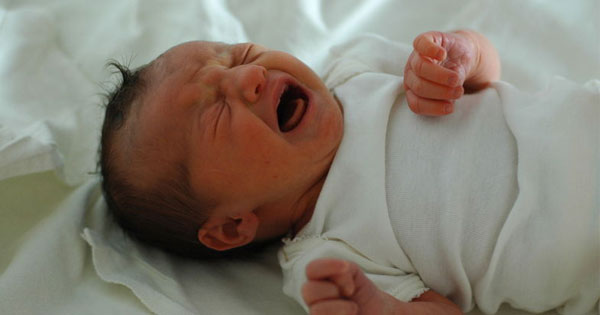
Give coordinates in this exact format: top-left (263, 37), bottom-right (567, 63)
top-left (255, 84), bottom-right (261, 95)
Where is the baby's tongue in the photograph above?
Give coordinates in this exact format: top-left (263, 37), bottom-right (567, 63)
top-left (281, 98), bottom-right (306, 132)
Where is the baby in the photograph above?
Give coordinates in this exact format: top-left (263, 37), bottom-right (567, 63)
top-left (99, 30), bottom-right (599, 314)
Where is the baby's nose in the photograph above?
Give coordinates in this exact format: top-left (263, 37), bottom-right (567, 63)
top-left (229, 65), bottom-right (266, 104)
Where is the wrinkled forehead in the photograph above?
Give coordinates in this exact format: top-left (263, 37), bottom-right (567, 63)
top-left (135, 41), bottom-right (229, 118)
top-left (122, 42), bottom-right (225, 162)
top-left (151, 41), bottom-right (230, 77)
top-left (125, 42), bottom-right (234, 150)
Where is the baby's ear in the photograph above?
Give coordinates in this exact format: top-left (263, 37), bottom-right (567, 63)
top-left (196, 212), bottom-right (259, 251)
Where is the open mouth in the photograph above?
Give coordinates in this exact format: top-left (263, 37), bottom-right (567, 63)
top-left (276, 83), bottom-right (309, 132)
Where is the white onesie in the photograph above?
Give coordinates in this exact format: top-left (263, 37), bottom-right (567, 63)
top-left (278, 34), bottom-right (599, 314)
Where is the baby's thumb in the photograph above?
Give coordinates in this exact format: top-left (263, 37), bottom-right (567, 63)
top-left (414, 32), bottom-right (447, 61)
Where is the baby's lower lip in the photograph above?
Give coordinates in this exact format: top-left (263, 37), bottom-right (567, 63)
top-left (277, 85), bottom-right (309, 132)
top-left (285, 84), bottom-right (313, 134)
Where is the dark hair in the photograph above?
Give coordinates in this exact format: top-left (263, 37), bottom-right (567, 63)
top-left (99, 61), bottom-right (277, 260)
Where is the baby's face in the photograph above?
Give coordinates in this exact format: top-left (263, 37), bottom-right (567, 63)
top-left (131, 41), bottom-right (343, 225)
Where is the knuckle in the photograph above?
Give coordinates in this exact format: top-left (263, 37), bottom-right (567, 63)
top-left (413, 35), bottom-right (423, 48)
top-left (405, 70), bottom-right (414, 88)
top-left (449, 86), bottom-right (463, 99)
top-left (301, 282), bottom-right (311, 297)
top-left (413, 57), bottom-right (424, 74)
top-left (345, 261), bottom-right (359, 271)
top-left (306, 259), bottom-right (326, 276)
top-left (306, 260), bottom-right (317, 273)
top-left (431, 31), bottom-right (444, 41)
top-left (412, 79), bottom-right (423, 94)
top-left (408, 98), bottom-right (420, 114)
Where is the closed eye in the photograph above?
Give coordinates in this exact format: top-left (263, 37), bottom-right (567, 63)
top-left (240, 44), bottom-right (253, 64)
top-left (212, 98), bottom-right (230, 140)
top-left (237, 44), bottom-right (254, 66)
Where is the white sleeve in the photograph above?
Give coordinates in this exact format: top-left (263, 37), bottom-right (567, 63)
top-left (321, 33), bottom-right (412, 89)
top-left (278, 237), bottom-right (428, 313)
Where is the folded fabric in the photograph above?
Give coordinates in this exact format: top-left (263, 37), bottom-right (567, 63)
top-left (82, 194), bottom-right (304, 315)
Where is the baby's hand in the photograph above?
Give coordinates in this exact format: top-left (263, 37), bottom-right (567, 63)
top-left (403, 31), bottom-right (477, 116)
top-left (302, 259), bottom-right (399, 315)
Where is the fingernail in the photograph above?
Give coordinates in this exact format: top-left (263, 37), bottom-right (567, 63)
top-left (445, 104), bottom-right (453, 114)
top-left (454, 87), bottom-right (463, 98)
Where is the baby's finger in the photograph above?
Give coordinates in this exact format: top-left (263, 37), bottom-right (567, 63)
top-left (406, 89), bottom-right (453, 116)
top-left (330, 272), bottom-right (356, 297)
top-left (405, 69), bottom-right (463, 100)
top-left (302, 280), bottom-right (341, 305)
top-left (413, 31), bottom-right (447, 61)
top-left (410, 54), bottom-right (460, 87)
top-left (310, 300), bottom-right (358, 315)
top-left (306, 259), bottom-right (355, 297)
top-left (306, 259), bottom-right (351, 280)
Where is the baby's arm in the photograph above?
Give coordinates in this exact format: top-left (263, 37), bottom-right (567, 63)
top-left (403, 30), bottom-right (501, 116)
top-left (302, 259), bottom-right (462, 315)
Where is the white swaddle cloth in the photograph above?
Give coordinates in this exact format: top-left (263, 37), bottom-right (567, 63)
top-left (386, 77), bottom-right (600, 314)
top-left (281, 34), bottom-right (599, 314)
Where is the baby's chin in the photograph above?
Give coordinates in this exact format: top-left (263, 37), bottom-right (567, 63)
top-left (333, 94), bottom-right (344, 117)
top-left (323, 96), bottom-right (345, 156)
top-left (324, 90), bottom-right (345, 137)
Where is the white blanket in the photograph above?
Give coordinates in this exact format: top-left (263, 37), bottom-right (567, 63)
top-left (281, 34), bottom-right (599, 313)
top-left (1, 1), bottom-right (598, 314)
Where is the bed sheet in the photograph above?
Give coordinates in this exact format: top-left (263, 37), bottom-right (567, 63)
top-left (1, 0), bottom-right (598, 314)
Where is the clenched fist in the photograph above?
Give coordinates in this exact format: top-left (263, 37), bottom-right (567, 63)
top-left (403, 31), bottom-right (479, 116)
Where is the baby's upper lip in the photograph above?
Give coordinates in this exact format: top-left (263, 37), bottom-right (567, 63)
top-left (262, 70), bottom-right (302, 134)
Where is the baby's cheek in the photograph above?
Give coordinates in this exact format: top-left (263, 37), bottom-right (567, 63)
top-left (322, 104), bottom-right (344, 144)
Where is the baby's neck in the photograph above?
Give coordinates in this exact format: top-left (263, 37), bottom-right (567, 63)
top-left (289, 173), bottom-right (327, 237)
top-left (253, 171), bottom-right (328, 242)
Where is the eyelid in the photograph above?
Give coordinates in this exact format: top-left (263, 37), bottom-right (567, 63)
top-left (211, 98), bottom-right (230, 139)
